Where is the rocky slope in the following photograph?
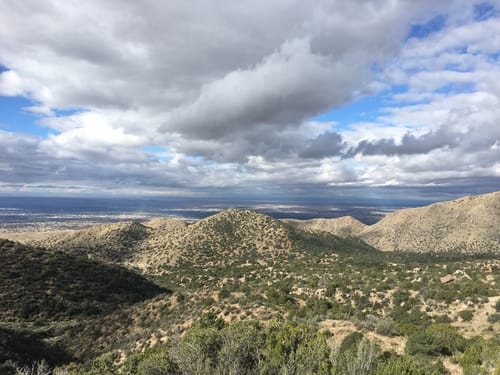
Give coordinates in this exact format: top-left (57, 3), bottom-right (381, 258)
top-left (27, 209), bottom-right (371, 274)
top-left (287, 191), bottom-right (499, 253)
top-left (11, 191), bottom-right (500, 270)
top-left (359, 191), bottom-right (499, 253)
top-left (29, 221), bottom-right (152, 263)
top-left (284, 216), bottom-right (367, 237)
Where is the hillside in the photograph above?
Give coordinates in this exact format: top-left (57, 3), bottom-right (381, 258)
top-left (286, 191), bottom-right (500, 253)
top-left (0, 239), bottom-right (166, 323)
top-left (0, 205), bottom-right (499, 374)
top-left (28, 221), bottom-right (152, 264)
top-left (284, 216), bottom-right (367, 237)
top-left (136, 209), bottom-right (301, 273)
top-left (358, 191), bottom-right (500, 253)
top-left (29, 209), bottom-right (375, 274)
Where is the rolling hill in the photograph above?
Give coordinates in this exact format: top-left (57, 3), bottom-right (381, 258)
top-left (27, 209), bottom-right (376, 274)
top-left (0, 239), bottom-right (167, 323)
top-left (284, 216), bottom-right (367, 237)
top-left (287, 191), bottom-right (500, 253)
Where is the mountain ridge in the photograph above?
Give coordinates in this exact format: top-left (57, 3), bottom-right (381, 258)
top-left (287, 191), bottom-right (499, 253)
top-left (26, 208), bottom-right (374, 274)
top-left (6, 191), bottom-right (499, 270)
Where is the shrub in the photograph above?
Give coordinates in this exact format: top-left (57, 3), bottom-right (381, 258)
top-left (460, 338), bottom-right (488, 375)
top-left (460, 337), bottom-right (500, 375)
top-left (218, 288), bottom-right (231, 300)
top-left (122, 346), bottom-right (178, 375)
top-left (217, 321), bottom-right (263, 375)
top-left (332, 333), bottom-right (379, 375)
top-left (458, 310), bottom-right (474, 322)
top-left (15, 360), bottom-right (52, 375)
top-left (375, 355), bottom-right (422, 375)
top-left (87, 353), bottom-right (118, 375)
top-left (345, 337), bottom-right (379, 375)
top-left (261, 321), bottom-right (331, 375)
top-left (406, 324), bottom-right (466, 356)
top-left (488, 313), bottom-right (500, 324)
top-left (197, 311), bottom-right (225, 330)
top-left (399, 323), bottom-right (419, 336)
top-left (136, 351), bottom-right (178, 375)
top-left (375, 318), bottom-right (399, 337)
top-left (169, 327), bottom-right (221, 373)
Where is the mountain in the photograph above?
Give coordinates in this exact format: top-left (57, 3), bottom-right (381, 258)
top-left (29, 221), bottom-right (151, 264)
top-left (28, 209), bottom-right (376, 274)
top-left (286, 191), bottom-right (500, 253)
top-left (359, 191), bottom-right (500, 253)
top-left (283, 216), bottom-right (367, 237)
top-left (21, 191), bottom-right (500, 271)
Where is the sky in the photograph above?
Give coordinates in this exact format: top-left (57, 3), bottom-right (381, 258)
top-left (0, 0), bottom-right (499, 201)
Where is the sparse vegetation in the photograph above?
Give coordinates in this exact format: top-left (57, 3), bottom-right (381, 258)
top-left (0, 207), bottom-right (499, 374)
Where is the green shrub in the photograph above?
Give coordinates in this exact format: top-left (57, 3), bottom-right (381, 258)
top-left (460, 338), bottom-right (488, 375)
top-left (169, 327), bottom-right (222, 373)
top-left (217, 320), bottom-right (263, 375)
top-left (488, 313), bottom-right (500, 324)
top-left (399, 323), bottom-right (419, 336)
top-left (122, 346), bottom-right (178, 375)
top-left (375, 317), bottom-right (399, 336)
top-left (87, 353), bottom-right (118, 375)
top-left (261, 320), bottom-right (331, 375)
top-left (375, 355), bottom-right (422, 375)
top-left (137, 351), bottom-right (178, 375)
top-left (460, 337), bottom-right (500, 375)
top-left (458, 309), bottom-right (474, 322)
top-left (197, 311), bottom-right (225, 330)
top-left (218, 288), bottom-right (231, 299)
top-left (406, 324), bottom-right (466, 356)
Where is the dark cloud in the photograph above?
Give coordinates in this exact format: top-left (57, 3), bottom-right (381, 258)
top-left (346, 126), bottom-right (460, 157)
top-left (300, 132), bottom-right (346, 159)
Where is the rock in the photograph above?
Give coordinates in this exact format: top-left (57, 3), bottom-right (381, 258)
top-left (440, 274), bottom-right (456, 284)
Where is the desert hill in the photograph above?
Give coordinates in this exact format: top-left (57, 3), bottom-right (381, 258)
top-left (26, 209), bottom-right (376, 274)
top-left (0, 238), bottom-right (168, 370)
top-left (16, 191), bottom-right (500, 272)
top-left (359, 191), bottom-right (499, 253)
top-left (0, 202), bottom-right (499, 374)
top-left (287, 191), bottom-right (500, 253)
top-left (0, 239), bottom-right (166, 323)
top-left (138, 208), bottom-right (301, 270)
top-left (28, 221), bottom-right (151, 264)
top-left (284, 216), bottom-right (367, 237)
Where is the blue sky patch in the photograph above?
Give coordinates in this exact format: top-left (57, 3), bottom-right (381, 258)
top-left (0, 96), bottom-right (51, 137)
top-left (313, 95), bottom-right (387, 130)
top-left (141, 146), bottom-right (173, 161)
top-left (407, 14), bottom-right (446, 39)
top-left (474, 2), bottom-right (497, 21)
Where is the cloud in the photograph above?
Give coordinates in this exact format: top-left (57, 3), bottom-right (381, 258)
top-left (300, 132), bottom-right (346, 159)
top-left (162, 38), bottom-right (364, 139)
top-left (346, 126), bottom-right (460, 157)
top-left (0, 0), bottom-right (498, 196)
top-left (0, 70), bottom-right (24, 96)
